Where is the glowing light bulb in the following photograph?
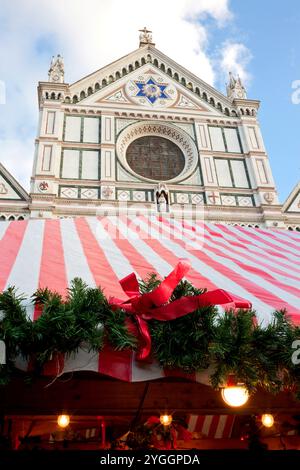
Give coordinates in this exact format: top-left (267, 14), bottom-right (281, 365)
top-left (57, 414), bottom-right (70, 428)
top-left (221, 385), bottom-right (249, 407)
top-left (261, 413), bottom-right (274, 428)
top-left (160, 414), bottom-right (173, 426)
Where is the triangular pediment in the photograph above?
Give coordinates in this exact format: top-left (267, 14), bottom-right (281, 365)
top-left (283, 182), bottom-right (300, 213)
top-left (68, 45), bottom-right (234, 117)
top-left (0, 163), bottom-right (29, 201)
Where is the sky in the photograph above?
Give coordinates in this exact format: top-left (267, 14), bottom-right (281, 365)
top-left (0, 0), bottom-right (299, 201)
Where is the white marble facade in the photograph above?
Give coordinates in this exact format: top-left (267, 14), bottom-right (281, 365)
top-left (1, 31), bottom-right (299, 229)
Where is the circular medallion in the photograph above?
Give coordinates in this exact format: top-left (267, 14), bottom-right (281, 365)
top-left (125, 73), bottom-right (177, 108)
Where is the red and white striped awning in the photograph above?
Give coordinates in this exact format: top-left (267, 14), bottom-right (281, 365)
top-left (1, 215), bottom-right (300, 382)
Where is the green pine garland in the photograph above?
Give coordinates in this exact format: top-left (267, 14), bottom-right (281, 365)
top-left (1, 275), bottom-right (300, 396)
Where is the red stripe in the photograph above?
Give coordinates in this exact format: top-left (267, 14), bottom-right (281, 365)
top-left (100, 217), bottom-right (157, 280)
top-left (134, 216), bottom-right (217, 291)
top-left (0, 220), bottom-right (28, 291)
top-left (74, 218), bottom-right (124, 298)
top-left (194, 415), bottom-right (206, 433)
top-left (156, 217), bottom-right (299, 313)
top-left (235, 225), bottom-right (300, 260)
top-left (255, 227), bottom-right (300, 252)
top-left (98, 343), bottom-right (133, 382)
top-left (38, 220), bottom-right (68, 296)
top-left (215, 223), bottom-right (300, 275)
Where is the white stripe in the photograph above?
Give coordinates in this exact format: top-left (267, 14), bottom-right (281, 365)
top-left (231, 226), bottom-right (300, 262)
top-left (0, 221), bottom-right (9, 240)
top-left (130, 217), bottom-right (273, 323)
top-left (5, 220), bottom-right (45, 319)
top-left (188, 415), bottom-right (198, 432)
top-left (258, 227), bottom-right (300, 250)
top-left (86, 217), bottom-right (135, 279)
top-left (215, 415), bottom-right (227, 438)
top-left (215, 223), bottom-right (300, 278)
top-left (60, 218), bottom-right (95, 286)
top-left (202, 415), bottom-right (213, 436)
top-left (108, 216), bottom-right (172, 277)
top-left (63, 348), bottom-right (99, 373)
top-left (170, 219), bottom-right (300, 301)
top-left (131, 353), bottom-right (164, 381)
top-left (206, 223), bottom-right (300, 281)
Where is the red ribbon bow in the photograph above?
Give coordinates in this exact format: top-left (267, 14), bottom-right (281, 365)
top-left (110, 260), bottom-right (251, 361)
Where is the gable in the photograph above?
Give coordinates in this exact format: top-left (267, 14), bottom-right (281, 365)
top-left (67, 45), bottom-right (234, 117)
top-left (283, 182), bottom-right (300, 213)
top-left (74, 64), bottom-right (225, 116)
top-left (0, 164), bottom-right (28, 201)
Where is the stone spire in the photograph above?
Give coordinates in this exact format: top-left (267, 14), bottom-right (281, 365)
top-left (48, 54), bottom-right (65, 83)
top-left (139, 27), bottom-right (155, 47)
top-left (226, 71), bottom-right (247, 100)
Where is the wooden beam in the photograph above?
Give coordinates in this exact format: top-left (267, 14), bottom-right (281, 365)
top-left (1, 376), bottom-right (300, 415)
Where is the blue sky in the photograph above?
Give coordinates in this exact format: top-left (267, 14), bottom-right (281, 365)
top-left (0, 0), bottom-right (299, 201)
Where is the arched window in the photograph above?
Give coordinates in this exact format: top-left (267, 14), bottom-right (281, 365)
top-left (187, 82), bottom-right (193, 90)
top-left (0, 215), bottom-right (6, 221)
top-left (115, 71), bottom-right (121, 79)
top-left (141, 57), bottom-right (146, 65)
top-left (122, 68), bottom-right (127, 76)
top-left (160, 63), bottom-right (165, 72)
top-left (202, 92), bottom-right (208, 101)
top-left (195, 87), bottom-right (200, 96)
top-left (57, 93), bottom-right (61, 100)
top-left (102, 78), bottom-right (107, 87)
top-left (240, 108), bottom-right (245, 115)
top-left (128, 64), bottom-right (133, 72)
top-left (18, 216), bottom-right (24, 220)
top-left (231, 110), bottom-right (237, 116)
top-left (45, 92), bottom-right (49, 99)
top-left (209, 97), bottom-right (215, 106)
top-left (8, 215), bottom-right (15, 221)
top-left (64, 96), bottom-right (71, 103)
top-left (80, 90), bottom-right (86, 100)
top-left (153, 59), bottom-right (159, 67)
top-left (87, 86), bottom-right (93, 96)
top-left (95, 82), bottom-right (100, 91)
top-left (217, 102), bottom-right (222, 111)
top-left (224, 107), bottom-right (230, 116)
top-left (252, 109), bottom-right (256, 116)
top-left (167, 68), bottom-right (172, 76)
top-left (181, 77), bottom-right (186, 86)
top-left (108, 75), bottom-right (114, 83)
top-left (246, 108), bottom-right (251, 116)
top-left (72, 95), bottom-right (78, 103)
top-left (135, 61), bottom-right (140, 69)
top-left (174, 73), bottom-right (179, 81)
top-left (50, 92), bottom-right (56, 100)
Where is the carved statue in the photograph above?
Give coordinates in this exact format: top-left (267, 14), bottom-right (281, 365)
top-left (139, 27), bottom-right (154, 46)
top-left (48, 54), bottom-right (65, 83)
top-left (156, 183), bottom-right (169, 212)
top-left (226, 71), bottom-right (247, 100)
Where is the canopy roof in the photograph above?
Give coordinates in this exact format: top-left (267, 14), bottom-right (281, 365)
top-left (1, 215), bottom-right (299, 382)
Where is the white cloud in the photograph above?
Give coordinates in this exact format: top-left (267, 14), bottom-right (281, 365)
top-left (219, 41), bottom-right (253, 85)
top-left (0, 0), bottom-right (251, 191)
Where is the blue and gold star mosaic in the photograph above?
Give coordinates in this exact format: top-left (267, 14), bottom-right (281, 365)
top-left (134, 77), bottom-right (170, 104)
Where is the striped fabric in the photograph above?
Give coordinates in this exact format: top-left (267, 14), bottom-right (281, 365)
top-left (1, 216), bottom-right (300, 383)
top-left (187, 414), bottom-right (235, 439)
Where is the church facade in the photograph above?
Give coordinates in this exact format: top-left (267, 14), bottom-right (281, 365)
top-left (1, 29), bottom-right (299, 229)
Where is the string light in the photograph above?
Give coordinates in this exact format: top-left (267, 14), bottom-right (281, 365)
top-left (159, 414), bottom-right (173, 426)
top-left (57, 414), bottom-right (70, 428)
top-left (261, 413), bottom-right (274, 428)
top-left (221, 385), bottom-right (249, 407)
